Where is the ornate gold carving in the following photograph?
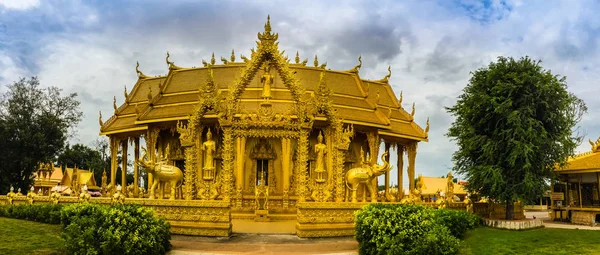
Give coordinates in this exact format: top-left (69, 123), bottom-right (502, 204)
top-left (589, 137), bottom-right (600, 153)
top-left (295, 51), bottom-right (300, 64)
top-left (258, 15), bottom-right (278, 43)
top-left (231, 49), bottom-right (236, 63)
top-left (113, 96), bottom-right (118, 114)
top-left (345, 151), bottom-right (391, 202)
top-left (261, 64), bottom-right (273, 99)
top-left (425, 117), bottom-right (430, 133)
top-left (220, 56), bottom-right (228, 65)
top-left (411, 102), bottom-right (415, 117)
top-left (177, 120), bottom-right (194, 147)
top-left (373, 66), bottom-right (392, 83)
top-left (295, 129), bottom-right (310, 202)
top-left (98, 111), bottom-right (103, 127)
top-left (240, 54), bottom-right (249, 63)
top-left (220, 128), bottom-right (234, 202)
top-left (202, 129), bottom-right (216, 180)
top-left (398, 91), bottom-right (403, 105)
top-left (211, 52), bottom-right (216, 65)
top-left (166, 51), bottom-right (182, 70)
top-left (314, 55), bottom-right (319, 67)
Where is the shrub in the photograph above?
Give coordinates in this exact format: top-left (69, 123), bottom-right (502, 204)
top-left (0, 204), bottom-right (63, 224)
top-left (60, 203), bottom-right (171, 255)
top-left (434, 209), bottom-right (482, 239)
top-left (355, 204), bottom-right (460, 255)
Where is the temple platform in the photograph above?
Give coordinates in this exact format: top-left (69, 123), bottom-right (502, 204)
top-left (232, 219), bottom-right (296, 234)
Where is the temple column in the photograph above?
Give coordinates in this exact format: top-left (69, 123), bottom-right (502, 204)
top-left (196, 126), bottom-right (204, 198)
top-left (235, 136), bottom-right (246, 207)
top-left (295, 128), bottom-right (310, 202)
top-left (384, 142), bottom-right (391, 200)
top-left (133, 137), bottom-right (140, 197)
top-left (145, 128), bottom-right (159, 197)
top-left (121, 140), bottom-right (128, 191)
top-left (367, 131), bottom-right (380, 201)
top-left (221, 127), bottom-right (234, 203)
top-left (407, 142), bottom-right (418, 193)
top-left (281, 138), bottom-right (291, 208)
top-left (109, 136), bottom-right (119, 187)
top-left (397, 144), bottom-right (405, 200)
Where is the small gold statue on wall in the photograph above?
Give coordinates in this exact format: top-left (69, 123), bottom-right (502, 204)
top-left (314, 131), bottom-right (327, 183)
top-left (345, 149), bottom-right (392, 202)
top-left (202, 129), bottom-right (216, 180)
top-left (261, 64), bottom-right (273, 100)
top-left (26, 187), bottom-right (36, 204)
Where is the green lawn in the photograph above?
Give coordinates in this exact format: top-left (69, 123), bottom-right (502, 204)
top-left (0, 217), bottom-right (64, 255)
top-left (461, 227), bottom-right (600, 255)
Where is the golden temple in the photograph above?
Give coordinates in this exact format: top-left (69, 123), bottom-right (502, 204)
top-left (0, 16), bottom-right (432, 237)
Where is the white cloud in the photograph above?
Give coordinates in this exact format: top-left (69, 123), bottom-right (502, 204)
top-left (0, 0), bottom-right (39, 11)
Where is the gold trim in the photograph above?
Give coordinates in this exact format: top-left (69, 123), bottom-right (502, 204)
top-left (390, 118), bottom-right (411, 124)
top-left (135, 116), bottom-right (190, 124)
top-left (100, 126), bottom-right (148, 136)
top-left (118, 114), bottom-right (137, 118)
top-left (153, 101), bottom-right (198, 108)
top-left (379, 131), bottom-right (428, 141)
top-left (162, 91), bottom-right (199, 97)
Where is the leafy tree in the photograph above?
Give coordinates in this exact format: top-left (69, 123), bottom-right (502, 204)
top-left (446, 57), bottom-right (586, 219)
top-left (0, 77), bottom-right (82, 193)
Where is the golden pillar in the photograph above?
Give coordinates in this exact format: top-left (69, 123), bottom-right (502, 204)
top-left (221, 128), bottom-right (234, 202)
top-left (145, 128), bottom-right (159, 192)
top-left (195, 126), bottom-right (204, 198)
top-left (121, 140), bottom-right (128, 190)
top-left (367, 131), bottom-right (380, 199)
top-left (282, 138), bottom-right (291, 207)
top-left (235, 137), bottom-right (246, 190)
top-left (407, 142), bottom-right (418, 193)
top-left (109, 136), bottom-right (119, 187)
top-left (133, 137), bottom-right (140, 197)
top-left (183, 146), bottom-right (196, 200)
top-left (295, 128), bottom-right (310, 202)
top-left (397, 144), bottom-right (405, 200)
top-left (384, 142), bottom-right (391, 199)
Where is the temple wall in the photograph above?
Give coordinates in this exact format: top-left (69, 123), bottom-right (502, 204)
top-left (571, 211), bottom-right (596, 226)
top-left (296, 202), bottom-right (368, 237)
top-left (0, 195), bottom-right (232, 237)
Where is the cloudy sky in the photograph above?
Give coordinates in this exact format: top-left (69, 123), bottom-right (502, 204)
top-left (1, 0), bottom-right (599, 189)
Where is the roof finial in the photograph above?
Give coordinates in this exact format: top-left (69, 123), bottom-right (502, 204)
top-left (113, 96), bottom-right (118, 114)
top-left (295, 51), bottom-right (300, 64)
top-left (202, 59), bottom-right (208, 67)
top-left (211, 52), bottom-right (216, 65)
top-left (425, 117), bottom-right (430, 133)
top-left (124, 85), bottom-right (128, 103)
top-left (231, 49), bottom-right (236, 62)
top-left (135, 61), bottom-right (148, 79)
top-left (166, 51), bottom-right (172, 66)
top-left (314, 55), bottom-right (319, 67)
top-left (411, 103), bottom-right (415, 117)
top-left (346, 55), bottom-right (362, 73)
top-left (98, 111), bottom-right (103, 127)
top-left (258, 15), bottom-right (278, 43)
top-left (398, 91), bottom-right (403, 105)
top-left (220, 56), bottom-right (228, 64)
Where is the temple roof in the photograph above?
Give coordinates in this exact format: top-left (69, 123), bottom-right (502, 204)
top-left (556, 138), bottom-right (600, 174)
top-left (420, 176), bottom-right (467, 196)
top-left (100, 16), bottom-right (428, 142)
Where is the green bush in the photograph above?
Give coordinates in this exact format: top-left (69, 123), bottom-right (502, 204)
top-left (355, 204), bottom-right (460, 255)
top-left (0, 204), bottom-right (63, 224)
top-left (60, 203), bottom-right (171, 255)
top-left (434, 209), bottom-right (482, 239)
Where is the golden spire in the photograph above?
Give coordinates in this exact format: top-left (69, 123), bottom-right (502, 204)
top-left (425, 117), bottom-right (430, 133)
top-left (314, 55), bottom-right (319, 67)
top-left (210, 53), bottom-right (216, 65)
top-left (295, 51), bottom-right (300, 64)
top-left (231, 49), bottom-right (236, 62)
top-left (346, 56), bottom-right (362, 73)
top-left (257, 15), bottom-right (278, 43)
top-left (220, 56), bottom-right (228, 64)
top-left (98, 111), bottom-right (103, 127)
top-left (411, 102), bottom-right (415, 117)
top-left (135, 61), bottom-right (148, 79)
top-left (113, 96), bottom-right (118, 114)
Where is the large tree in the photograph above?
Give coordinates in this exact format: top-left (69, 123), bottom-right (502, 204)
top-left (0, 77), bottom-right (82, 193)
top-left (446, 57), bottom-right (586, 219)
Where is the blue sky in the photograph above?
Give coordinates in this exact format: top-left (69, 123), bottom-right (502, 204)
top-left (1, 0), bottom-right (599, 189)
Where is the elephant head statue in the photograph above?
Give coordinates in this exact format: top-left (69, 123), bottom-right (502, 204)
top-left (345, 151), bottom-right (392, 202)
top-left (137, 147), bottom-right (183, 200)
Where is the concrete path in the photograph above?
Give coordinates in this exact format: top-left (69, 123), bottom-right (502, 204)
top-left (525, 210), bottom-right (600, 230)
top-left (168, 234), bottom-right (359, 255)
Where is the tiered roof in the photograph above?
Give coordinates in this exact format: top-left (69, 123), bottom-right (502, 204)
top-left (556, 138), bottom-right (600, 173)
top-left (100, 16), bottom-right (428, 143)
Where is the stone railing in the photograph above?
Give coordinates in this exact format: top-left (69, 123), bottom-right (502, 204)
top-left (0, 195), bottom-right (231, 237)
top-left (484, 218), bottom-right (543, 230)
top-left (296, 202), bottom-right (369, 238)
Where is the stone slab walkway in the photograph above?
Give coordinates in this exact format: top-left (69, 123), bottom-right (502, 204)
top-left (168, 234), bottom-right (359, 255)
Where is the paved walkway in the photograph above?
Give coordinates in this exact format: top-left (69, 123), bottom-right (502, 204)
top-left (168, 234), bottom-right (359, 255)
top-left (525, 210), bottom-right (600, 230)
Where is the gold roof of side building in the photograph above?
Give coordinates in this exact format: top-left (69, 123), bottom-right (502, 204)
top-left (100, 16), bottom-right (428, 142)
top-left (420, 176), bottom-right (467, 196)
top-left (556, 137), bottom-right (600, 173)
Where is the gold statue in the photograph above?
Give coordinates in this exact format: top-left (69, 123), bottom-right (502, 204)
top-left (50, 185), bottom-right (61, 204)
top-left (202, 129), bottom-right (216, 180)
top-left (79, 185), bottom-right (91, 203)
top-left (436, 191), bottom-right (447, 209)
top-left (446, 172), bottom-right (454, 202)
top-left (101, 170), bottom-right (108, 189)
top-left (111, 185), bottom-right (126, 204)
top-left (26, 187), bottom-right (36, 204)
top-left (589, 137), bottom-right (600, 152)
top-left (261, 64), bottom-right (273, 99)
top-left (6, 186), bottom-right (16, 204)
top-left (314, 131), bottom-right (327, 182)
top-left (464, 194), bottom-right (473, 213)
top-left (345, 151), bottom-right (391, 202)
top-left (137, 147), bottom-right (184, 200)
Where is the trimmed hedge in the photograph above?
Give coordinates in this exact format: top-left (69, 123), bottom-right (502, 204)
top-left (0, 203), bottom-right (171, 255)
top-left (355, 204), bottom-right (481, 255)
